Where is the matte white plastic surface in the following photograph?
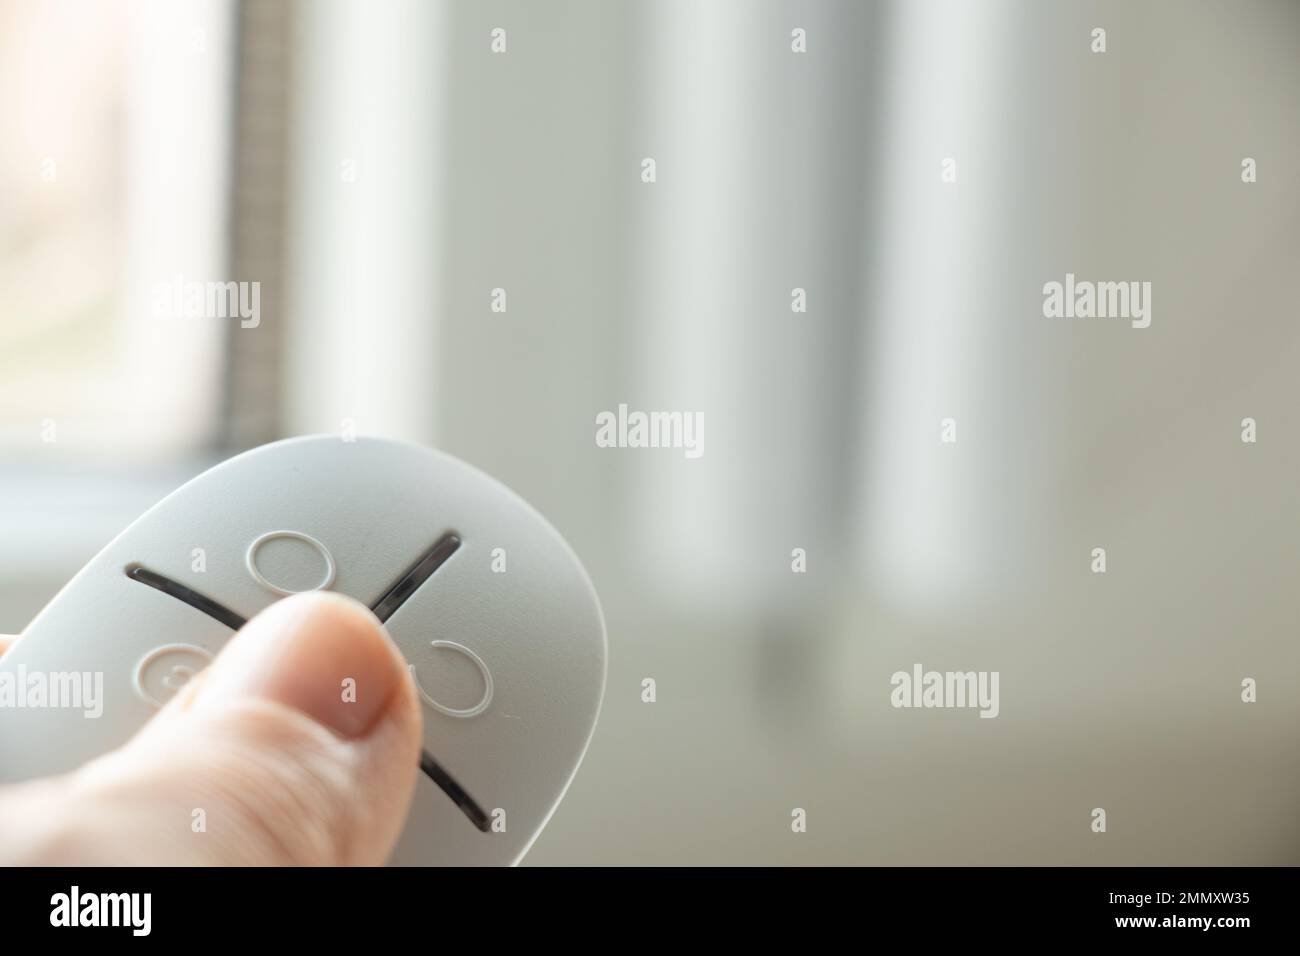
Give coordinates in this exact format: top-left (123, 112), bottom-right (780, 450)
top-left (0, 436), bottom-right (607, 865)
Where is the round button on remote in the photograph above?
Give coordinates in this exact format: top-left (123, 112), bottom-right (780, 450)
top-left (133, 644), bottom-right (215, 708)
top-left (409, 640), bottom-right (494, 719)
top-left (246, 530), bottom-right (337, 595)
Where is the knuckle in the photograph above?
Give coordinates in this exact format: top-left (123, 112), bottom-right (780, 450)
top-left (167, 703), bottom-right (361, 866)
top-left (55, 700), bottom-right (372, 866)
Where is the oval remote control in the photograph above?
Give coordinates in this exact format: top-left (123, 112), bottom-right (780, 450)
top-left (0, 436), bottom-right (607, 865)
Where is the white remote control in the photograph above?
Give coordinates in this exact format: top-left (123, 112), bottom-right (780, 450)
top-left (0, 436), bottom-right (607, 865)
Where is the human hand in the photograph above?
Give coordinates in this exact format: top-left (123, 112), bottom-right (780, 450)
top-left (0, 592), bottom-right (422, 865)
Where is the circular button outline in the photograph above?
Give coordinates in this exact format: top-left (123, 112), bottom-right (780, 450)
top-left (409, 640), bottom-right (494, 719)
top-left (133, 643), bottom-right (215, 709)
top-left (246, 530), bottom-right (337, 596)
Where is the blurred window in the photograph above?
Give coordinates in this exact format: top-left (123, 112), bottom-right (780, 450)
top-left (0, 0), bottom-right (235, 458)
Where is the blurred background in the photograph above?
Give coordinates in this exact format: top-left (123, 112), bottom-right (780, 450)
top-left (2, 0), bottom-right (1299, 864)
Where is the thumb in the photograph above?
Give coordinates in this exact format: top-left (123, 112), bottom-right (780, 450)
top-left (4, 591), bottom-right (422, 865)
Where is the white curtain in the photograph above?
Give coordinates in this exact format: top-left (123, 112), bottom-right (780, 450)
top-left (280, 0), bottom-right (1300, 864)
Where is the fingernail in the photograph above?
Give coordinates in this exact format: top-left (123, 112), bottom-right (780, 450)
top-left (196, 591), bottom-right (404, 738)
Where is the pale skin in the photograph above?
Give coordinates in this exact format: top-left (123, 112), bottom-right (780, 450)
top-left (0, 592), bottom-right (422, 865)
